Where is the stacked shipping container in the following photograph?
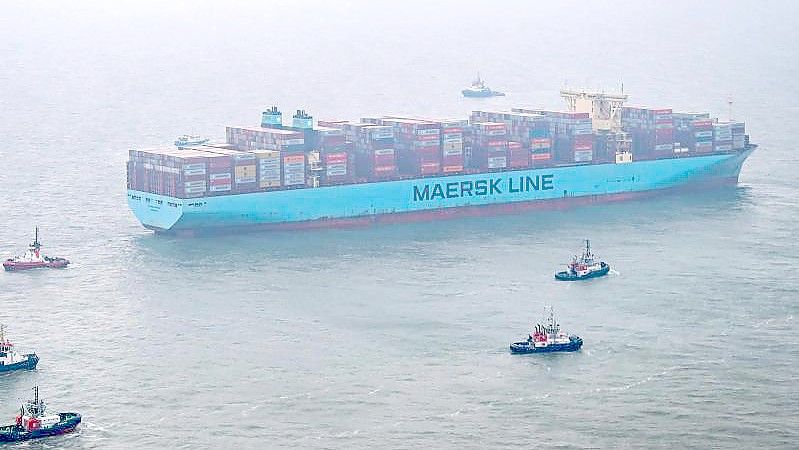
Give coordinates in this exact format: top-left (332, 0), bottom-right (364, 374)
top-left (470, 122), bottom-right (509, 170)
top-left (226, 126), bottom-right (305, 153)
top-left (252, 150), bottom-right (281, 189)
top-left (620, 107), bottom-right (674, 159)
top-left (692, 119), bottom-right (714, 153)
top-left (381, 118), bottom-right (442, 176)
top-left (731, 122), bottom-right (746, 150)
top-left (673, 112), bottom-right (710, 153)
top-left (129, 104), bottom-right (750, 200)
top-left (437, 119), bottom-right (466, 173)
top-left (542, 112), bottom-right (594, 163)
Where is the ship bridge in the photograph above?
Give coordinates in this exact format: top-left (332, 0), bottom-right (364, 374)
top-left (560, 88), bottom-right (628, 132)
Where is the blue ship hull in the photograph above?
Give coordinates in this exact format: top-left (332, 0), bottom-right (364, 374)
top-left (0, 414), bottom-right (81, 442)
top-left (555, 262), bottom-right (610, 281)
top-left (0, 354), bottom-right (38, 372)
top-left (510, 337), bottom-right (583, 354)
top-left (127, 148), bottom-right (754, 234)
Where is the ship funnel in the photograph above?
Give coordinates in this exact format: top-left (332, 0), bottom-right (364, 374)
top-left (261, 106), bottom-right (282, 129)
top-left (292, 109), bottom-right (314, 130)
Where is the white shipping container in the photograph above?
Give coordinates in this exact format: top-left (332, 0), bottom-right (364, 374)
top-left (368, 128), bottom-right (393, 139)
top-left (184, 180), bottom-right (207, 189)
top-left (442, 133), bottom-right (463, 141)
top-left (209, 184), bottom-right (231, 192)
top-left (374, 148), bottom-right (395, 156)
top-left (183, 163), bottom-right (207, 176)
top-left (284, 175), bottom-right (305, 186)
top-left (655, 143), bottom-right (673, 151)
top-left (209, 173), bottom-right (231, 181)
top-left (415, 128), bottom-right (440, 136)
top-left (318, 128), bottom-right (345, 137)
top-left (714, 144), bottom-right (733, 152)
top-left (574, 150), bottom-right (593, 162)
top-left (236, 175), bottom-right (257, 184)
top-left (326, 164), bottom-right (347, 176)
top-left (487, 156), bottom-right (507, 169)
top-left (443, 147), bottom-right (463, 156)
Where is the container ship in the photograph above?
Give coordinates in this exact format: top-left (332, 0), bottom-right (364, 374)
top-left (126, 90), bottom-right (755, 234)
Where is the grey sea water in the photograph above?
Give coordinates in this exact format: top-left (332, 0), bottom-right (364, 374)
top-left (0, 1), bottom-right (797, 448)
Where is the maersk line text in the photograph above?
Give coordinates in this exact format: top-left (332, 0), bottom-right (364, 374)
top-left (412, 175), bottom-right (554, 201)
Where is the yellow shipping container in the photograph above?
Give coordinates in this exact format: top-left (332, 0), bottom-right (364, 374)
top-left (252, 149), bottom-right (280, 159)
top-left (235, 165), bottom-right (256, 177)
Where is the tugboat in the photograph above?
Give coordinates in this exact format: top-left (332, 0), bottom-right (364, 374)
top-left (174, 134), bottom-right (209, 148)
top-left (0, 387), bottom-right (81, 442)
top-left (461, 73), bottom-right (505, 98)
top-left (554, 239), bottom-right (610, 281)
top-left (3, 228), bottom-right (69, 272)
top-left (0, 325), bottom-right (38, 373)
top-left (510, 307), bottom-right (583, 354)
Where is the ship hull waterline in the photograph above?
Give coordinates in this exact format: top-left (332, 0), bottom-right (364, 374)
top-left (128, 147), bottom-right (754, 235)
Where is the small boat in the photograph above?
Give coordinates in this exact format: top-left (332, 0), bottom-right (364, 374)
top-left (461, 73), bottom-right (505, 98)
top-left (0, 387), bottom-right (80, 442)
top-left (174, 134), bottom-right (209, 148)
top-left (554, 239), bottom-right (609, 281)
top-left (0, 325), bottom-right (38, 373)
top-left (3, 228), bottom-right (69, 272)
top-left (510, 307), bottom-right (583, 354)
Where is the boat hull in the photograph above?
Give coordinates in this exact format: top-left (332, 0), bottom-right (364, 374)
top-left (0, 414), bottom-right (80, 442)
top-left (510, 337), bottom-right (583, 354)
top-left (127, 147), bottom-right (754, 234)
top-left (3, 260), bottom-right (69, 271)
top-left (462, 89), bottom-right (504, 97)
top-left (555, 262), bottom-right (610, 281)
top-left (0, 354), bottom-right (38, 372)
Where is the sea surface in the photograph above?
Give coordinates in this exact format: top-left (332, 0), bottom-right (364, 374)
top-left (0, 1), bottom-right (797, 448)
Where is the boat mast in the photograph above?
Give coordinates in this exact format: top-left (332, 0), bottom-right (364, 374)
top-left (33, 226), bottom-right (40, 250)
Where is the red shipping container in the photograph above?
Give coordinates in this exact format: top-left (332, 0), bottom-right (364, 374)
top-left (323, 152), bottom-right (348, 164)
top-left (508, 147), bottom-right (530, 168)
top-left (420, 161), bottom-right (441, 175)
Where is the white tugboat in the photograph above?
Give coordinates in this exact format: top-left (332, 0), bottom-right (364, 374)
top-left (0, 387), bottom-right (81, 442)
top-left (0, 325), bottom-right (38, 373)
top-left (461, 73), bottom-right (505, 97)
